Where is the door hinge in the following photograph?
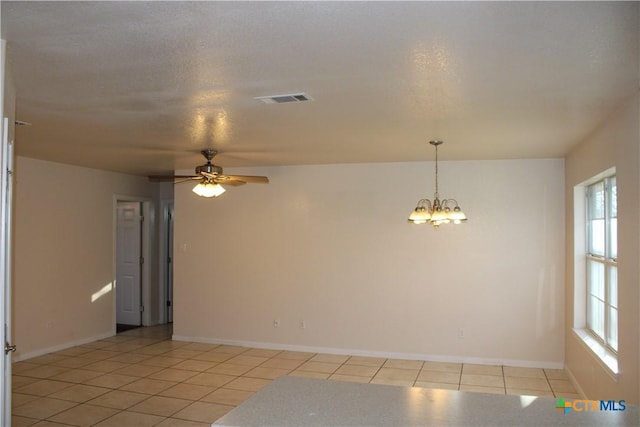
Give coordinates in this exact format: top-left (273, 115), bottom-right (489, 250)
top-left (139, 305), bottom-right (144, 312)
top-left (140, 215), bottom-right (144, 223)
top-left (167, 256), bottom-right (172, 264)
top-left (140, 256), bottom-right (144, 265)
top-left (167, 300), bottom-right (172, 307)
top-left (4, 342), bottom-right (16, 355)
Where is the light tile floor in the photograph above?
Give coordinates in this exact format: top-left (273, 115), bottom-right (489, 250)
top-left (12, 324), bottom-right (579, 426)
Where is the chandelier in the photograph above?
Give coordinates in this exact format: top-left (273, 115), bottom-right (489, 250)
top-left (408, 140), bottom-right (467, 227)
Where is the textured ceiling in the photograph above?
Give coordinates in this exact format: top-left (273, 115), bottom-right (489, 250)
top-left (1, 1), bottom-right (638, 176)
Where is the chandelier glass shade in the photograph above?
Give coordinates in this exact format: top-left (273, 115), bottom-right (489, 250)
top-left (192, 180), bottom-right (226, 198)
top-left (408, 140), bottom-right (467, 227)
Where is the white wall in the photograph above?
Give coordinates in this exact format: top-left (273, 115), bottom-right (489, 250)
top-left (173, 158), bottom-right (565, 367)
top-left (565, 92), bottom-right (640, 404)
top-left (12, 157), bottom-right (157, 359)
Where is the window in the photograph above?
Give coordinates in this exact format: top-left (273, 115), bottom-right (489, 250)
top-left (586, 175), bottom-right (617, 353)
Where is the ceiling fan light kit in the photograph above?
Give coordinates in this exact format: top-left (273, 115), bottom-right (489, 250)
top-left (408, 140), bottom-right (467, 228)
top-left (148, 148), bottom-right (269, 198)
top-left (192, 181), bottom-right (226, 198)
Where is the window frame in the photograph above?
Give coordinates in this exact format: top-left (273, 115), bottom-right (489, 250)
top-left (585, 175), bottom-right (617, 354)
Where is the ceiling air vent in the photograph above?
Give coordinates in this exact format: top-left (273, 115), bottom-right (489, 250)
top-left (254, 93), bottom-right (313, 104)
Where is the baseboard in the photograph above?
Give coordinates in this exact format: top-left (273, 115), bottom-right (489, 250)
top-left (564, 365), bottom-right (588, 399)
top-left (12, 330), bottom-right (115, 363)
top-left (172, 335), bottom-right (564, 370)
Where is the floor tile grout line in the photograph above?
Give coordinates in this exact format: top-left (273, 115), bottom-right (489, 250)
top-left (12, 325), bottom-right (574, 425)
top-left (543, 368), bottom-right (560, 398)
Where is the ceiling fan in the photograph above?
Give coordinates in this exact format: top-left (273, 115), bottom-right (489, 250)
top-left (148, 149), bottom-right (269, 197)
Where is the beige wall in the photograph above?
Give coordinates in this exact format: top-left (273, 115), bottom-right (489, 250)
top-left (173, 158), bottom-right (565, 367)
top-left (12, 156), bottom-right (157, 360)
top-left (565, 92), bottom-right (640, 404)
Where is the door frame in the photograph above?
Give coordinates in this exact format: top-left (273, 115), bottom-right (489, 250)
top-left (158, 200), bottom-right (174, 324)
top-left (113, 195), bottom-right (153, 329)
top-left (0, 118), bottom-right (14, 427)
top-left (1, 39), bottom-right (16, 426)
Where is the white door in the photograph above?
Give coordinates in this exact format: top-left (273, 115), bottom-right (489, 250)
top-left (0, 118), bottom-right (15, 426)
top-left (116, 201), bottom-right (142, 326)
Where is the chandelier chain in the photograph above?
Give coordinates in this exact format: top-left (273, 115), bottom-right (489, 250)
top-left (434, 142), bottom-right (439, 199)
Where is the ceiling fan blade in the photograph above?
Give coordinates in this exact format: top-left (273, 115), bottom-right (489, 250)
top-left (225, 175), bottom-right (269, 183)
top-left (148, 175), bottom-right (199, 182)
top-left (217, 179), bottom-right (246, 187)
top-left (175, 177), bottom-right (202, 184)
top-left (200, 173), bottom-right (268, 184)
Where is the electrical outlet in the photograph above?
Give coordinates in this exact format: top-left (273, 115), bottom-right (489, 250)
top-left (299, 320), bottom-right (306, 329)
top-left (273, 319), bottom-right (280, 328)
top-left (458, 328), bottom-right (464, 339)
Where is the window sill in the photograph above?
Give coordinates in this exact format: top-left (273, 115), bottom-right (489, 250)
top-left (573, 328), bottom-right (619, 382)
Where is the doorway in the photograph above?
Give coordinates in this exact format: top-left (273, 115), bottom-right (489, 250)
top-left (159, 201), bottom-right (174, 324)
top-left (115, 201), bottom-right (142, 329)
top-left (114, 196), bottom-right (157, 331)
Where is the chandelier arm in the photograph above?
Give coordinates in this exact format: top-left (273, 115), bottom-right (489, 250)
top-left (441, 199), bottom-right (460, 208)
top-left (415, 199), bottom-right (431, 210)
